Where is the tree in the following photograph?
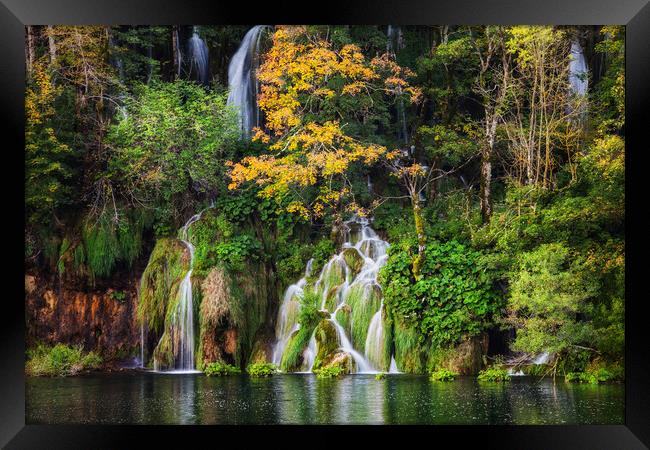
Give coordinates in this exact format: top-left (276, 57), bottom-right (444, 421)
top-left (506, 243), bottom-right (599, 372)
top-left (227, 26), bottom-right (421, 220)
top-left (472, 26), bottom-right (511, 223)
top-left (106, 80), bottom-right (240, 225)
top-left (25, 60), bottom-right (74, 226)
top-left (502, 26), bottom-right (585, 188)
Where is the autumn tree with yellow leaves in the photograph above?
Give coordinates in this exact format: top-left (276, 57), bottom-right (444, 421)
top-left (227, 26), bottom-right (421, 222)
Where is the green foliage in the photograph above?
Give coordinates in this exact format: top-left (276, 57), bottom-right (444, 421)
top-left (375, 372), bottom-right (386, 380)
top-left (381, 240), bottom-right (499, 348)
top-left (137, 238), bottom-right (188, 333)
top-left (430, 368), bottom-right (458, 381)
top-left (110, 290), bottom-right (127, 303)
top-left (507, 243), bottom-right (599, 356)
top-left (247, 362), bottom-right (278, 377)
top-left (204, 361), bottom-right (241, 376)
top-left (26, 343), bottom-right (102, 377)
top-left (106, 80), bottom-right (240, 224)
top-left (477, 367), bottom-right (510, 382)
top-left (313, 366), bottom-right (344, 378)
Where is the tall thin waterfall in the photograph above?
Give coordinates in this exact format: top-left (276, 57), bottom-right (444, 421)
top-left (569, 40), bottom-right (588, 96)
top-left (162, 204), bottom-right (213, 371)
top-left (273, 217), bottom-right (391, 373)
top-left (272, 259), bottom-right (314, 365)
top-left (387, 25), bottom-right (408, 144)
top-left (188, 26), bottom-right (209, 84)
top-left (227, 25), bottom-right (269, 138)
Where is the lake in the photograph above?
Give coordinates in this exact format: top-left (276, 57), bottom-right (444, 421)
top-left (26, 372), bottom-right (624, 425)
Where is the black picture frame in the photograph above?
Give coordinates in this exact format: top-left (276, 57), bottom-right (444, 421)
top-left (1, 0), bottom-right (648, 447)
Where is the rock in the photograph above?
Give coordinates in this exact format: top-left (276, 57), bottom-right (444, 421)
top-left (312, 319), bottom-right (340, 371)
top-left (427, 333), bottom-right (489, 375)
top-left (320, 350), bottom-right (353, 374)
top-left (342, 247), bottom-right (364, 276)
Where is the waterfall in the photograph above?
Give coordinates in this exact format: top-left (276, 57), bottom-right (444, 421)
top-left (272, 259), bottom-right (314, 366)
top-left (188, 26), bottom-right (209, 84)
top-left (533, 351), bottom-right (551, 365)
top-left (386, 25), bottom-right (408, 144)
top-left (568, 40), bottom-right (588, 96)
top-left (273, 216), bottom-right (391, 374)
top-left (227, 25), bottom-right (269, 138)
top-left (364, 302), bottom-right (385, 369)
top-left (153, 203), bottom-right (213, 372)
top-left (389, 356), bottom-right (400, 373)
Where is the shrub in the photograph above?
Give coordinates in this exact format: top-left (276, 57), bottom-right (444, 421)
top-left (26, 343), bottom-right (102, 377)
top-left (313, 366), bottom-right (344, 378)
top-left (247, 362), bottom-right (278, 377)
top-left (477, 367), bottom-right (511, 382)
top-left (375, 372), bottom-right (386, 380)
top-left (430, 368), bottom-right (458, 381)
top-left (204, 361), bottom-right (241, 376)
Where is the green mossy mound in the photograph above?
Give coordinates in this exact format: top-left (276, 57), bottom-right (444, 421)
top-left (347, 283), bottom-right (382, 353)
top-left (138, 238), bottom-right (189, 335)
top-left (312, 319), bottom-right (340, 371)
top-left (342, 247), bottom-right (365, 277)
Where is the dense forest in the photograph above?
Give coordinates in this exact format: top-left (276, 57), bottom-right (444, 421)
top-left (24, 25), bottom-right (624, 382)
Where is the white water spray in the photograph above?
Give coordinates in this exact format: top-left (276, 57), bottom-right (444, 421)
top-left (188, 26), bottom-right (209, 84)
top-left (273, 217), bottom-right (391, 373)
top-left (227, 25), bottom-right (269, 138)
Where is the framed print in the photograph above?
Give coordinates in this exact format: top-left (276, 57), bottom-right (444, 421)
top-left (1, 0), bottom-right (648, 447)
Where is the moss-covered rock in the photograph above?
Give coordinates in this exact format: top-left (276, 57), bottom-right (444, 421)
top-left (342, 247), bottom-right (365, 277)
top-left (280, 328), bottom-right (308, 372)
top-left (319, 350), bottom-right (353, 374)
top-left (393, 319), bottom-right (425, 373)
top-left (312, 319), bottom-right (340, 371)
top-left (346, 283), bottom-right (382, 353)
top-left (426, 334), bottom-right (488, 375)
top-left (335, 304), bottom-right (352, 336)
top-left (138, 238), bottom-right (189, 334)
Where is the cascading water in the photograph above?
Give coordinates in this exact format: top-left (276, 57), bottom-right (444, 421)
top-left (154, 204), bottom-right (213, 372)
top-left (386, 25), bottom-right (408, 144)
top-left (227, 25), bottom-right (269, 138)
top-left (568, 40), bottom-right (588, 96)
top-left (273, 216), bottom-right (392, 374)
top-left (272, 259), bottom-right (314, 366)
top-left (188, 26), bottom-right (209, 85)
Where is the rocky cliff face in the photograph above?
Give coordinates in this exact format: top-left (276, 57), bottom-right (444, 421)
top-left (25, 272), bottom-right (140, 361)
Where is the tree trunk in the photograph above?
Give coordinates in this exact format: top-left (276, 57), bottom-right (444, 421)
top-left (480, 150), bottom-right (492, 223)
top-left (172, 26), bottom-right (181, 79)
top-left (411, 194), bottom-right (426, 280)
top-left (26, 26), bottom-right (35, 78)
top-left (47, 26), bottom-right (57, 64)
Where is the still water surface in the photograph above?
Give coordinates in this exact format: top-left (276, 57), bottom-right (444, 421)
top-left (26, 372), bottom-right (623, 425)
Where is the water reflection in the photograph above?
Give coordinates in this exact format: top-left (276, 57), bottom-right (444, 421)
top-left (26, 373), bottom-right (624, 425)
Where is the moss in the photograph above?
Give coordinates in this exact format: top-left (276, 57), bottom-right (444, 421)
top-left (153, 332), bottom-right (175, 370)
top-left (426, 335), bottom-right (488, 375)
top-left (312, 319), bottom-right (340, 371)
top-left (319, 350), bottom-right (353, 374)
top-left (247, 362), bottom-right (277, 377)
top-left (26, 343), bottom-right (102, 377)
top-left (335, 304), bottom-right (352, 336)
top-left (393, 319), bottom-right (424, 373)
top-left (342, 247), bottom-right (365, 276)
top-left (346, 283), bottom-right (382, 353)
top-left (430, 368), bottom-right (458, 381)
top-left (313, 365), bottom-right (345, 378)
top-left (204, 361), bottom-right (241, 376)
top-left (280, 328), bottom-right (311, 372)
top-left (477, 367), bottom-right (511, 382)
top-left (138, 238), bottom-right (189, 335)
